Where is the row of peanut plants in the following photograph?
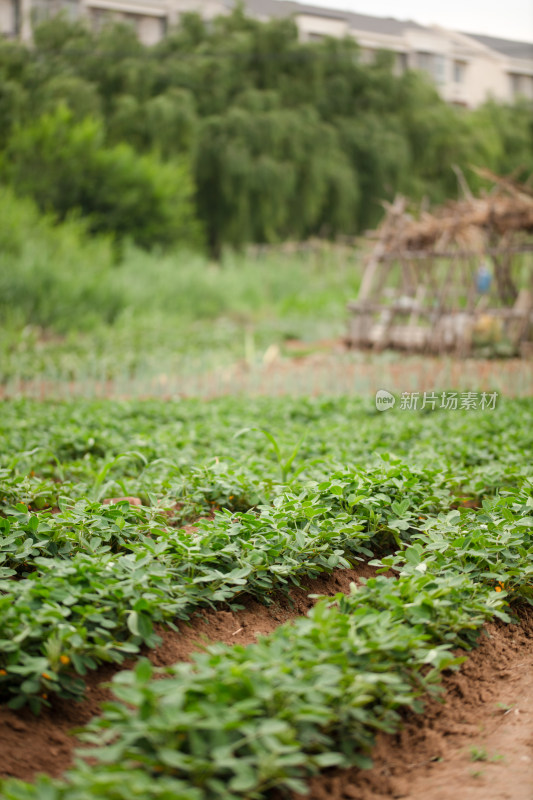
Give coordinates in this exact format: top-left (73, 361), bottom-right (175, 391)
top-left (0, 397), bottom-right (531, 798)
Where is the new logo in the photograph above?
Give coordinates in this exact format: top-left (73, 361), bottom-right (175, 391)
top-left (375, 389), bottom-right (395, 411)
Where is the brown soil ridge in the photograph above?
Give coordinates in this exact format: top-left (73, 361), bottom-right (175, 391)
top-left (284, 604), bottom-right (533, 800)
top-left (0, 563), bottom-right (375, 782)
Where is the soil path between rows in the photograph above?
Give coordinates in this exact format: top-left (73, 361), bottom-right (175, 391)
top-left (285, 605), bottom-right (533, 800)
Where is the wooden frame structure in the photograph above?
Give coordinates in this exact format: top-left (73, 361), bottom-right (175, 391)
top-left (347, 173), bottom-right (533, 357)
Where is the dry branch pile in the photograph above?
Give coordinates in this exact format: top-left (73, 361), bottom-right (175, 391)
top-left (347, 171), bottom-right (533, 356)
top-left (378, 170), bottom-right (533, 256)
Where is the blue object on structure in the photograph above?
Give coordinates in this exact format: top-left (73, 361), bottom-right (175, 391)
top-left (476, 264), bottom-right (492, 294)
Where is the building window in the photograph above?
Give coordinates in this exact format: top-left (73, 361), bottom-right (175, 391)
top-left (9, 0), bottom-right (20, 35)
top-left (416, 51), bottom-right (446, 84)
top-left (416, 51), bottom-right (432, 72)
top-left (30, 0), bottom-right (48, 25)
top-left (509, 73), bottom-right (533, 99)
top-left (307, 32), bottom-right (324, 42)
top-left (61, 0), bottom-right (79, 21)
top-left (453, 60), bottom-right (466, 83)
top-left (509, 73), bottom-right (520, 97)
top-left (396, 52), bottom-right (408, 74)
top-left (435, 55), bottom-right (446, 84)
top-left (90, 8), bottom-right (111, 32)
top-left (29, 0), bottom-right (79, 25)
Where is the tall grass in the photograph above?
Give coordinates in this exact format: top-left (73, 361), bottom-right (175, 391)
top-left (0, 187), bottom-right (362, 331)
top-left (0, 186), bottom-right (362, 381)
top-left (0, 187), bottom-right (120, 331)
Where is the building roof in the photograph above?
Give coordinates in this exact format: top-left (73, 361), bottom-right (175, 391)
top-left (244, 0), bottom-right (296, 19)
top-left (244, 0), bottom-right (533, 61)
top-left (245, 0), bottom-right (426, 35)
top-left (344, 10), bottom-right (426, 35)
top-left (463, 33), bottom-right (533, 62)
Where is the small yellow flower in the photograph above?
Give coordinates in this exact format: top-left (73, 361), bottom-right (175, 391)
top-left (0, 669), bottom-right (7, 676)
top-left (42, 672), bottom-right (51, 680)
top-left (60, 655), bottom-right (70, 666)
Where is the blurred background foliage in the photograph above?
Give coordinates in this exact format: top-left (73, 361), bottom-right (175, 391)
top-left (0, 9), bottom-right (532, 256)
top-left (0, 181), bottom-right (362, 379)
top-left (0, 8), bottom-right (532, 377)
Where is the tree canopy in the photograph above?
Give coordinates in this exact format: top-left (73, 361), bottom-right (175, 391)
top-left (0, 10), bottom-right (531, 253)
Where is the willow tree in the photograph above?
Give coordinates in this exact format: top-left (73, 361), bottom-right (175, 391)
top-left (195, 105), bottom-right (358, 256)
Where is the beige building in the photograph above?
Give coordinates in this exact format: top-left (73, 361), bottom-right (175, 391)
top-left (246, 0), bottom-right (532, 107)
top-left (0, 0), bottom-right (231, 44)
top-left (1, 0), bottom-right (531, 107)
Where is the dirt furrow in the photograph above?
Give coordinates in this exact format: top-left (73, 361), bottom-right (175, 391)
top-left (285, 605), bottom-right (533, 800)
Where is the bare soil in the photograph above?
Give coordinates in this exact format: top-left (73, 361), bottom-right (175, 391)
top-left (284, 605), bottom-right (533, 800)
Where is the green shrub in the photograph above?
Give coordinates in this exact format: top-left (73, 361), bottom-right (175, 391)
top-left (0, 186), bottom-right (122, 330)
top-left (1, 106), bottom-right (202, 250)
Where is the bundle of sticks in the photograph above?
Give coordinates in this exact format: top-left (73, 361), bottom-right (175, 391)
top-left (378, 169), bottom-right (533, 255)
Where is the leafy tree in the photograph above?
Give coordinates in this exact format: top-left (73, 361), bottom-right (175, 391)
top-left (34, 74), bottom-right (102, 120)
top-left (339, 114), bottom-right (410, 229)
top-left (469, 99), bottom-right (533, 178)
top-left (0, 11), bottom-right (531, 253)
top-left (195, 106), bottom-right (358, 256)
top-left (108, 89), bottom-right (197, 157)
